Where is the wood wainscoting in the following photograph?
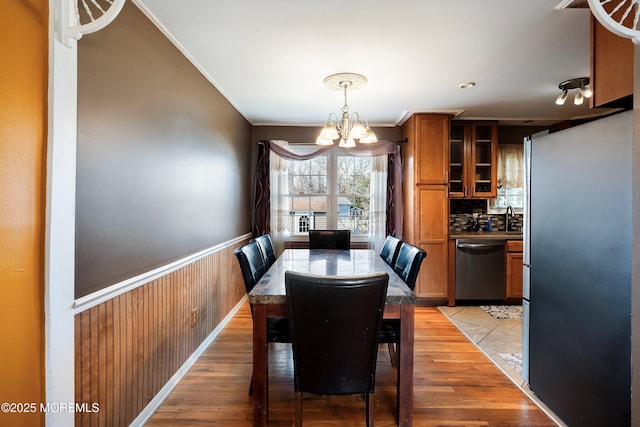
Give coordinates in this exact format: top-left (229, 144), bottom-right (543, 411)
top-left (74, 237), bottom-right (249, 426)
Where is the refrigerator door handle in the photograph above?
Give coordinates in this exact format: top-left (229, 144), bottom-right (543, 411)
top-left (522, 264), bottom-right (530, 301)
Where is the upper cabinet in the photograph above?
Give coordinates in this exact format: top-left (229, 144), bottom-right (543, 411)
top-left (449, 121), bottom-right (498, 199)
top-left (403, 114), bottom-right (449, 185)
top-left (590, 14), bottom-right (633, 108)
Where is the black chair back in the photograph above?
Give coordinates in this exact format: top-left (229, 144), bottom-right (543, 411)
top-left (393, 242), bottom-right (427, 290)
top-left (285, 271), bottom-right (388, 396)
top-left (253, 234), bottom-right (276, 268)
top-left (308, 229), bottom-right (350, 250)
top-left (233, 241), bottom-right (267, 294)
top-left (380, 235), bottom-right (402, 267)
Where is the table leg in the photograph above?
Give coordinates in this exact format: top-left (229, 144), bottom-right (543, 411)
top-left (252, 304), bottom-right (268, 427)
top-left (398, 304), bottom-right (414, 426)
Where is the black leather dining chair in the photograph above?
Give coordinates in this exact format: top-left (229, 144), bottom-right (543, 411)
top-left (392, 242), bottom-right (427, 291)
top-left (234, 241), bottom-right (267, 293)
top-left (379, 235), bottom-right (402, 267)
top-left (308, 229), bottom-right (351, 250)
top-left (251, 233), bottom-right (276, 268)
top-left (379, 241), bottom-right (426, 366)
top-left (234, 241), bottom-right (290, 393)
top-left (285, 271), bottom-right (388, 427)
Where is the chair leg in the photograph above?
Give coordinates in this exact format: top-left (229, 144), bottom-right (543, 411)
top-left (366, 392), bottom-right (373, 427)
top-left (387, 342), bottom-right (398, 367)
top-left (295, 391), bottom-right (303, 427)
top-left (395, 340), bottom-right (401, 424)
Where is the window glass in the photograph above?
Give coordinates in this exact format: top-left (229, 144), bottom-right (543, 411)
top-left (289, 157), bottom-right (327, 193)
top-left (283, 153), bottom-right (373, 236)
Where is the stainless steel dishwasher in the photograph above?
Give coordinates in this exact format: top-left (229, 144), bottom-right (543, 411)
top-left (455, 239), bottom-right (505, 300)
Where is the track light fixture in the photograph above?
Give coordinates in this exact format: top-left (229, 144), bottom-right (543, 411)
top-left (555, 77), bottom-right (591, 106)
top-left (316, 73), bottom-right (377, 147)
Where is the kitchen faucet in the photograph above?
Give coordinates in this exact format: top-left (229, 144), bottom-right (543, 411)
top-left (505, 205), bottom-right (514, 231)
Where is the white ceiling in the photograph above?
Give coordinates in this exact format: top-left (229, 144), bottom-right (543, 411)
top-left (134, 0), bottom-right (615, 127)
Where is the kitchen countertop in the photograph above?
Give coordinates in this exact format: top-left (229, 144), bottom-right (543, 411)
top-left (450, 231), bottom-right (523, 240)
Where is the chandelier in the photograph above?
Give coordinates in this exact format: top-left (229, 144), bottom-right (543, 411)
top-left (555, 77), bottom-right (592, 106)
top-left (316, 73), bottom-right (378, 147)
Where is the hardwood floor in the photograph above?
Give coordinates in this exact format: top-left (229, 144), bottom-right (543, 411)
top-left (146, 303), bottom-right (556, 426)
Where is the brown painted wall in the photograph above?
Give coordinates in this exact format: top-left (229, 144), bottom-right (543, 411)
top-left (0, 0), bottom-right (48, 426)
top-left (76, 2), bottom-right (253, 297)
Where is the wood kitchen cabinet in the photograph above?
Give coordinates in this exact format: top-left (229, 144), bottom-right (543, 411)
top-left (590, 15), bottom-right (633, 108)
top-left (410, 114), bottom-right (449, 185)
top-left (506, 240), bottom-right (523, 299)
top-left (449, 121), bottom-right (498, 199)
top-left (402, 114), bottom-right (450, 302)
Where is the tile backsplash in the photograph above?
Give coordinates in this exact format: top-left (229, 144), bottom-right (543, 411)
top-left (450, 199), bottom-right (523, 233)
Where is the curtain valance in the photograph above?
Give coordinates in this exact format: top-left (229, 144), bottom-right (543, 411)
top-left (268, 139), bottom-right (401, 160)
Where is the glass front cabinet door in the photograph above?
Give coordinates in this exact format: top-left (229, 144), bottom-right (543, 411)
top-left (448, 121), bottom-right (497, 199)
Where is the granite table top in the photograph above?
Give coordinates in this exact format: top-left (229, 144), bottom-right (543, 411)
top-left (248, 249), bottom-right (416, 305)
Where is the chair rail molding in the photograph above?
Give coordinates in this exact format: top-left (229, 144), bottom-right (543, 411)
top-left (56, 0), bottom-right (127, 45)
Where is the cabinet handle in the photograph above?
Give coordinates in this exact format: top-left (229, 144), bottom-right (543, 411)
top-left (445, 171), bottom-right (449, 183)
top-left (463, 186), bottom-right (467, 197)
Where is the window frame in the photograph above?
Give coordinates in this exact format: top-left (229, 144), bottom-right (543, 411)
top-left (286, 151), bottom-right (373, 243)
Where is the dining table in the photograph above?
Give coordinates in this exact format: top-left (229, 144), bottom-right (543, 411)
top-left (247, 248), bottom-right (416, 426)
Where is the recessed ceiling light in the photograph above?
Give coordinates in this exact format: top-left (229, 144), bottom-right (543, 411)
top-left (458, 82), bottom-right (476, 89)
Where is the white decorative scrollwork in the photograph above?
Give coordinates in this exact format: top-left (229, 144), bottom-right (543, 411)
top-left (588, 0), bottom-right (640, 44)
top-left (58, 0), bottom-right (127, 44)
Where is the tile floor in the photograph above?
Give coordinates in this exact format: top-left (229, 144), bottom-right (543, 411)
top-left (438, 305), bottom-right (567, 427)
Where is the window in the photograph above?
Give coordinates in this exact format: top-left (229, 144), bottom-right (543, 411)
top-left (266, 140), bottom-right (398, 254)
top-left (488, 144), bottom-right (524, 213)
top-left (297, 215), bottom-right (311, 233)
top-left (282, 152), bottom-right (374, 237)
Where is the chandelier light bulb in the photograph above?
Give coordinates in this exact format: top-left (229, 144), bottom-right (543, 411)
top-left (359, 128), bottom-right (378, 144)
top-left (338, 137), bottom-right (356, 148)
top-left (581, 86), bottom-right (593, 98)
top-left (349, 120), bottom-right (368, 139)
top-left (574, 89), bottom-right (584, 105)
top-left (319, 117), bottom-right (339, 140)
top-left (315, 136), bottom-right (335, 146)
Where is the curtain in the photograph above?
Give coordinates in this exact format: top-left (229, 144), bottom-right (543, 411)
top-left (387, 150), bottom-right (403, 238)
top-left (252, 139), bottom-right (403, 254)
top-left (252, 140), bottom-right (271, 236)
top-left (369, 155), bottom-right (388, 252)
top-left (269, 141), bottom-right (292, 255)
top-left (497, 144), bottom-right (524, 189)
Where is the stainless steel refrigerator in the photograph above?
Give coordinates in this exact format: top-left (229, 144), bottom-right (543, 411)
top-left (522, 110), bottom-right (632, 426)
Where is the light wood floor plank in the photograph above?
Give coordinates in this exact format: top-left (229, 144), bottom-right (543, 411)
top-left (146, 304), bottom-right (555, 426)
